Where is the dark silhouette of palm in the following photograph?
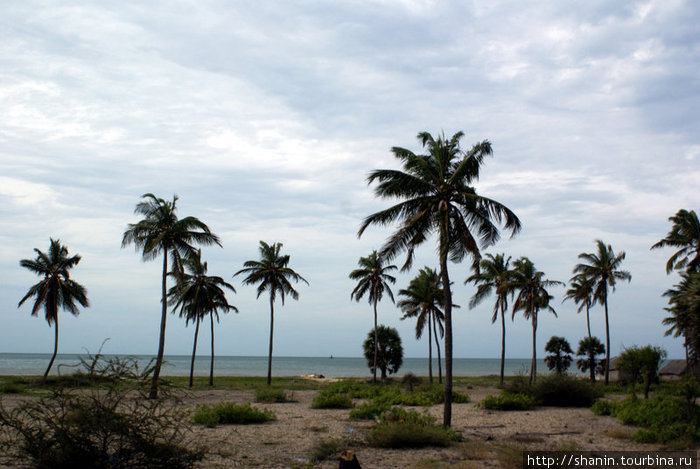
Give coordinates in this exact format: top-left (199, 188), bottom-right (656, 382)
top-left (510, 257), bottom-right (562, 384)
top-left (18, 238), bottom-right (89, 382)
top-left (234, 241), bottom-right (308, 386)
top-left (662, 271), bottom-right (700, 365)
top-left (544, 336), bottom-right (573, 374)
top-left (358, 130), bottom-right (521, 427)
top-left (398, 267), bottom-right (445, 384)
top-left (467, 253), bottom-right (512, 385)
top-left (576, 336), bottom-right (605, 382)
top-left (168, 249), bottom-right (237, 387)
top-left (122, 193), bottom-right (221, 398)
top-left (573, 240), bottom-right (631, 385)
top-left (651, 209), bottom-right (700, 274)
top-left (563, 275), bottom-right (595, 340)
top-left (349, 250), bottom-right (397, 383)
top-left (362, 325), bottom-right (403, 380)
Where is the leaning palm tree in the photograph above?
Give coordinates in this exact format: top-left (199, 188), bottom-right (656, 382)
top-left (234, 241), bottom-right (308, 386)
top-left (651, 209), bottom-right (700, 274)
top-left (466, 253), bottom-right (512, 386)
top-left (397, 267), bottom-right (445, 384)
top-left (358, 130), bottom-right (521, 427)
top-left (573, 240), bottom-right (631, 385)
top-left (563, 274), bottom-right (595, 340)
top-left (168, 249), bottom-right (237, 387)
top-left (510, 257), bottom-right (562, 384)
top-left (122, 193), bottom-right (221, 399)
top-left (349, 251), bottom-right (397, 383)
top-left (18, 238), bottom-right (89, 383)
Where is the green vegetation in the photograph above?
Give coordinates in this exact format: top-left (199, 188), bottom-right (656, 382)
top-left (193, 402), bottom-right (275, 427)
top-left (576, 336), bottom-right (605, 382)
top-left (480, 392), bottom-right (537, 411)
top-left (544, 336), bottom-right (573, 374)
top-left (311, 393), bottom-right (354, 409)
top-left (616, 345), bottom-right (666, 398)
top-left (308, 438), bottom-right (347, 463)
top-left (505, 374), bottom-right (601, 407)
top-left (349, 402), bottom-right (391, 419)
top-left (362, 325), bottom-right (404, 380)
top-left (255, 387), bottom-right (293, 403)
top-left (366, 407), bottom-right (460, 448)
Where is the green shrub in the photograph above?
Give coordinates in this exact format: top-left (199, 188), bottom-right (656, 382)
top-left (366, 408), bottom-right (459, 448)
top-left (481, 392), bottom-right (537, 411)
top-left (349, 402), bottom-right (390, 420)
top-left (319, 380), bottom-right (379, 399)
top-left (531, 374), bottom-right (601, 407)
top-left (311, 393), bottom-right (354, 409)
top-left (255, 388), bottom-right (291, 403)
top-left (308, 438), bottom-right (346, 462)
top-left (193, 402), bottom-right (275, 427)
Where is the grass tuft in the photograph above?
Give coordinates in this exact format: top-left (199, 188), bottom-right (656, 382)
top-left (193, 402), bottom-right (275, 427)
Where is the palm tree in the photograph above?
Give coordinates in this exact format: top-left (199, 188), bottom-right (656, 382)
top-left (544, 336), bottom-right (573, 374)
top-left (397, 267), bottom-right (445, 384)
top-left (466, 253), bottom-right (512, 386)
top-left (349, 251), bottom-right (397, 383)
top-left (510, 257), bottom-right (562, 384)
top-left (122, 193), bottom-right (221, 398)
top-left (18, 239), bottom-right (89, 383)
top-left (563, 274), bottom-right (595, 339)
top-left (651, 209), bottom-right (700, 274)
top-left (663, 271), bottom-right (700, 365)
top-left (573, 240), bottom-right (631, 385)
top-left (362, 325), bottom-right (404, 380)
top-left (358, 130), bottom-right (521, 427)
top-left (234, 241), bottom-right (308, 386)
top-left (168, 250), bottom-right (237, 387)
top-left (576, 336), bottom-right (605, 382)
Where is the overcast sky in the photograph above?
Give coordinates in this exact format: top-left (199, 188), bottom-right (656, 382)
top-left (1, 1), bottom-right (698, 362)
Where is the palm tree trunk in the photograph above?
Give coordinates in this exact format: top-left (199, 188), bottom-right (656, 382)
top-left (589, 352), bottom-right (596, 382)
top-left (439, 234), bottom-right (453, 428)
top-left (603, 292), bottom-right (611, 386)
top-left (530, 310), bottom-right (537, 385)
top-left (428, 309), bottom-right (433, 384)
top-left (433, 313), bottom-right (442, 384)
top-left (150, 250), bottom-right (168, 399)
top-left (267, 295), bottom-right (275, 386)
top-left (500, 302), bottom-right (506, 387)
top-left (209, 312), bottom-right (215, 386)
top-left (43, 315), bottom-right (59, 383)
top-left (585, 304), bottom-right (592, 340)
top-left (373, 298), bottom-right (378, 384)
top-left (189, 316), bottom-right (200, 388)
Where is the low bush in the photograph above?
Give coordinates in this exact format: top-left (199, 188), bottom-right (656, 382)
top-left (480, 392), bottom-right (537, 411)
top-left (311, 393), bottom-right (354, 409)
top-left (255, 388), bottom-right (291, 403)
top-left (349, 402), bottom-right (390, 419)
top-left (366, 408), bottom-right (460, 448)
top-left (0, 378), bottom-right (26, 394)
top-left (308, 438), bottom-right (347, 463)
top-left (532, 374), bottom-right (601, 407)
top-left (193, 402), bottom-right (275, 427)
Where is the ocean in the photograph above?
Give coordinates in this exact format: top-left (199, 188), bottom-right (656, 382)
top-left (0, 353), bottom-right (547, 378)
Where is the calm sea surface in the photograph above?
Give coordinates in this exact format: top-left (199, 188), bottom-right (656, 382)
top-left (0, 353), bottom-right (547, 378)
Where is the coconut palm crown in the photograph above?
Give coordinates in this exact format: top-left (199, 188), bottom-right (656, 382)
top-left (651, 209), bottom-right (700, 274)
top-left (563, 274), bottom-right (596, 340)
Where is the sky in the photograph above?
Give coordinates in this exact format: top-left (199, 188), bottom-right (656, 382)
top-left (1, 0), bottom-right (698, 362)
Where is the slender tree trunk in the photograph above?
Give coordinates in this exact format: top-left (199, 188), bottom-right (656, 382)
top-left (589, 352), bottom-right (596, 382)
top-left (189, 316), bottom-right (200, 388)
top-left (428, 309), bottom-right (433, 384)
top-left (373, 298), bottom-right (378, 384)
top-left (150, 250), bottom-right (168, 399)
top-left (43, 315), bottom-right (59, 383)
top-left (530, 310), bottom-right (537, 385)
top-left (439, 237), bottom-right (453, 428)
top-left (433, 313), bottom-right (443, 384)
top-left (209, 312), bottom-right (215, 386)
top-left (500, 301), bottom-right (506, 387)
top-left (267, 295), bottom-right (275, 386)
top-left (585, 303), bottom-right (592, 340)
top-left (604, 293), bottom-right (611, 385)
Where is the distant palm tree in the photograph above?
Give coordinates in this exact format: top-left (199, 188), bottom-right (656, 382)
top-left (467, 253), bottom-right (512, 386)
top-left (234, 241), bottom-right (308, 386)
top-left (18, 239), bottom-right (89, 383)
top-left (576, 336), bottom-right (605, 382)
top-left (358, 130), bottom-right (521, 427)
top-left (573, 240), bottom-right (631, 385)
top-left (544, 336), bottom-right (573, 374)
top-left (563, 275), bottom-right (595, 339)
top-left (651, 209), bottom-right (700, 274)
top-left (122, 193), bottom-right (221, 399)
top-left (510, 257), bottom-right (562, 384)
top-left (663, 271), bottom-right (700, 365)
top-left (349, 251), bottom-right (397, 383)
top-left (398, 267), bottom-right (445, 384)
top-left (362, 325), bottom-right (404, 380)
top-left (168, 250), bottom-right (237, 387)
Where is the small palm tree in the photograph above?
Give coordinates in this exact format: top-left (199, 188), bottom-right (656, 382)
top-left (234, 241), bottom-right (308, 386)
top-left (397, 267), bottom-right (445, 384)
top-left (362, 325), bottom-right (404, 380)
top-left (358, 130), bottom-right (521, 427)
top-left (466, 253), bottom-right (512, 386)
top-left (651, 209), bottom-right (700, 274)
top-left (349, 251), bottom-right (397, 383)
top-left (510, 257), bottom-right (563, 384)
top-left (563, 275), bottom-right (595, 340)
top-left (18, 239), bottom-right (89, 382)
top-left (573, 240), bottom-right (631, 385)
top-left (122, 193), bottom-right (221, 399)
top-left (576, 336), bottom-right (605, 382)
top-left (663, 271), bottom-right (700, 365)
top-left (544, 336), bottom-right (573, 374)
top-left (168, 250), bottom-right (237, 387)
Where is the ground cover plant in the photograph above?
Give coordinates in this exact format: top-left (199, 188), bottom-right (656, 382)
top-left (505, 373), bottom-right (600, 407)
top-left (255, 387), bottom-right (293, 403)
top-left (311, 392), bottom-right (355, 409)
top-left (480, 392), bottom-right (537, 411)
top-left (366, 407), bottom-right (460, 448)
top-left (193, 402), bottom-right (275, 427)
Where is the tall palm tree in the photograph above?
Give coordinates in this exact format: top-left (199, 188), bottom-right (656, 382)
top-left (466, 253), bottom-right (512, 386)
top-left (510, 257), bottom-right (562, 384)
top-left (573, 240), bottom-right (631, 385)
top-left (234, 241), bottom-right (308, 386)
top-left (563, 274), bottom-right (595, 340)
top-left (18, 238), bottom-right (89, 383)
top-left (651, 209), bottom-right (700, 274)
top-left (168, 250), bottom-right (237, 387)
top-left (663, 271), bottom-right (700, 365)
top-left (122, 193), bottom-right (221, 399)
top-left (397, 267), bottom-right (445, 384)
top-left (349, 250), bottom-right (397, 383)
top-left (358, 130), bottom-right (520, 427)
